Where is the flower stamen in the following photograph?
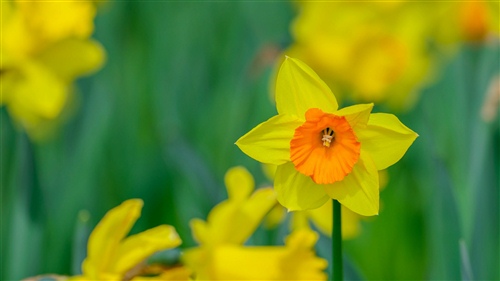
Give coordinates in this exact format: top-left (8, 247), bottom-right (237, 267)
top-left (321, 127), bottom-right (335, 147)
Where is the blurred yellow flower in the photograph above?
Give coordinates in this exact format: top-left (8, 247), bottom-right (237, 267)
top-left (286, 2), bottom-right (499, 111)
top-left (287, 2), bottom-right (433, 110)
top-left (431, 1), bottom-right (500, 47)
top-left (71, 199), bottom-right (182, 281)
top-left (183, 166), bottom-right (327, 280)
top-left (236, 57), bottom-right (417, 216)
top-left (1, 0), bottom-right (105, 139)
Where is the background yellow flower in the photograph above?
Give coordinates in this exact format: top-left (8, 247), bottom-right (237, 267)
top-left (183, 166), bottom-right (327, 280)
top-left (1, 0), bottom-right (105, 139)
top-left (286, 1), bottom-right (499, 111)
top-left (73, 199), bottom-right (182, 280)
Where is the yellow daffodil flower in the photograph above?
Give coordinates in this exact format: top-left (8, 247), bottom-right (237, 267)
top-left (70, 199), bottom-right (182, 281)
top-left (236, 57), bottom-right (417, 216)
top-left (1, 0), bottom-right (105, 139)
top-left (183, 166), bottom-right (327, 280)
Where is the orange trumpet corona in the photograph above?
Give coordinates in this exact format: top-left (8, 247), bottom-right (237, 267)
top-left (290, 108), bottom-right (360, 184)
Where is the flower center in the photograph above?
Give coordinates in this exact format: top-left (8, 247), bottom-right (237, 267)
top-left (290, 108), bottom-right (360, 184)
top-left (321, 127), bottom-right (335, 147)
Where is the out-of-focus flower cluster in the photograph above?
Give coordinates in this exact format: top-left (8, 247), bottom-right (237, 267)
top-left (25, 167), bottom-right (327, 281)
top-left (1, 0), bottom-right (105, 139)
top-left (285, 1), bottom-right (499, 111)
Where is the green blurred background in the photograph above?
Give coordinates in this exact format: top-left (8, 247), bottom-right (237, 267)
top-left (1, 2), bottom-right (499, 280)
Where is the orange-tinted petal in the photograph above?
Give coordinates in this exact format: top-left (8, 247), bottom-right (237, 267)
top-left (290, 108), bottom-right (360, 184)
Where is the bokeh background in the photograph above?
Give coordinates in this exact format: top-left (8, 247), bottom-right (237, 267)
top-left (1, 1), bottom-right (499, 280)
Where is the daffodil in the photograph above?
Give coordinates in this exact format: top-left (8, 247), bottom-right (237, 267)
top-left (182, 166), bottom-right (327, 280)
top-left (1, 0), bottom-right (105, 139)
top-left (70, 199), bottom-right (182, 281)
top-left (236, 57), bottom-right (417, 216)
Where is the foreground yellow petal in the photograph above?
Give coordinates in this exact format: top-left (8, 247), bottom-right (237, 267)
top-left (357, 113), bottom-right (418, 170)
top-left (276, 57), bottom-right (338, 117)
top-left (236, 114), bottom-right (303, 165)
top-left (263, 163), bottom-right (366, 239)
top-left (335, 103), bottom-right (373, 131)
top-left (324, 152), bottom-right (379, 216)
top-left (275, 162), bottom-right (330, 211)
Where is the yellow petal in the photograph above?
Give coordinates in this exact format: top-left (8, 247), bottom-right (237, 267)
top-left (290, 210), bottom-right (312, 231)
top-left (274, 162), bottom-right (329, 211)
top-left (4, 62), bottom-right (67, 130)
top-left (201, 201), bottom-right (241, 245)
top-left (324, 152), bottom-right (379, 216)
top-left (204, 187), bottom-right (277, 245)
top-left (113, 225), bottom-right (182, 274)
top-left (335, 103), bottom-right (373, 131)
top-left (276, 57), bottom-right (338, 117)
top-left (38, 38), bottom-right (105, 81)
top-left (190, 218), bottom-right (209, 245)
top-left (207, 241), bottom-right (327, 280)
top-left (284, 228), bottom-right (319, 249)
top-left (261, 163), bottom-right (277, 181)
top-left (263, 203), bottom-right (286, 229)
top-left (181, 247), bottom-right (208, 279)
top-left (184, 230), bottom-right (326, 280)
top-left (82, 199), bottom-right (143, 277)
top-left (236, 187), bottom-right (278, 242)
top-left (235, 114), bottom-right (302, 165)
top-left (357, 113), bottom-right (418, 170)
top-left (224, 166), bottom-right (254, 202)
top-left (18, 0), bottom-right (96, 43)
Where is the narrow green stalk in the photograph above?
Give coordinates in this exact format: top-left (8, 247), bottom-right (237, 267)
top-left (332, 199), bottom-right (343, 281)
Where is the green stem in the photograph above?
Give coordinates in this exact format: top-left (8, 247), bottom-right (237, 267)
top-left (332, 199), bottom-right (343, 281)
